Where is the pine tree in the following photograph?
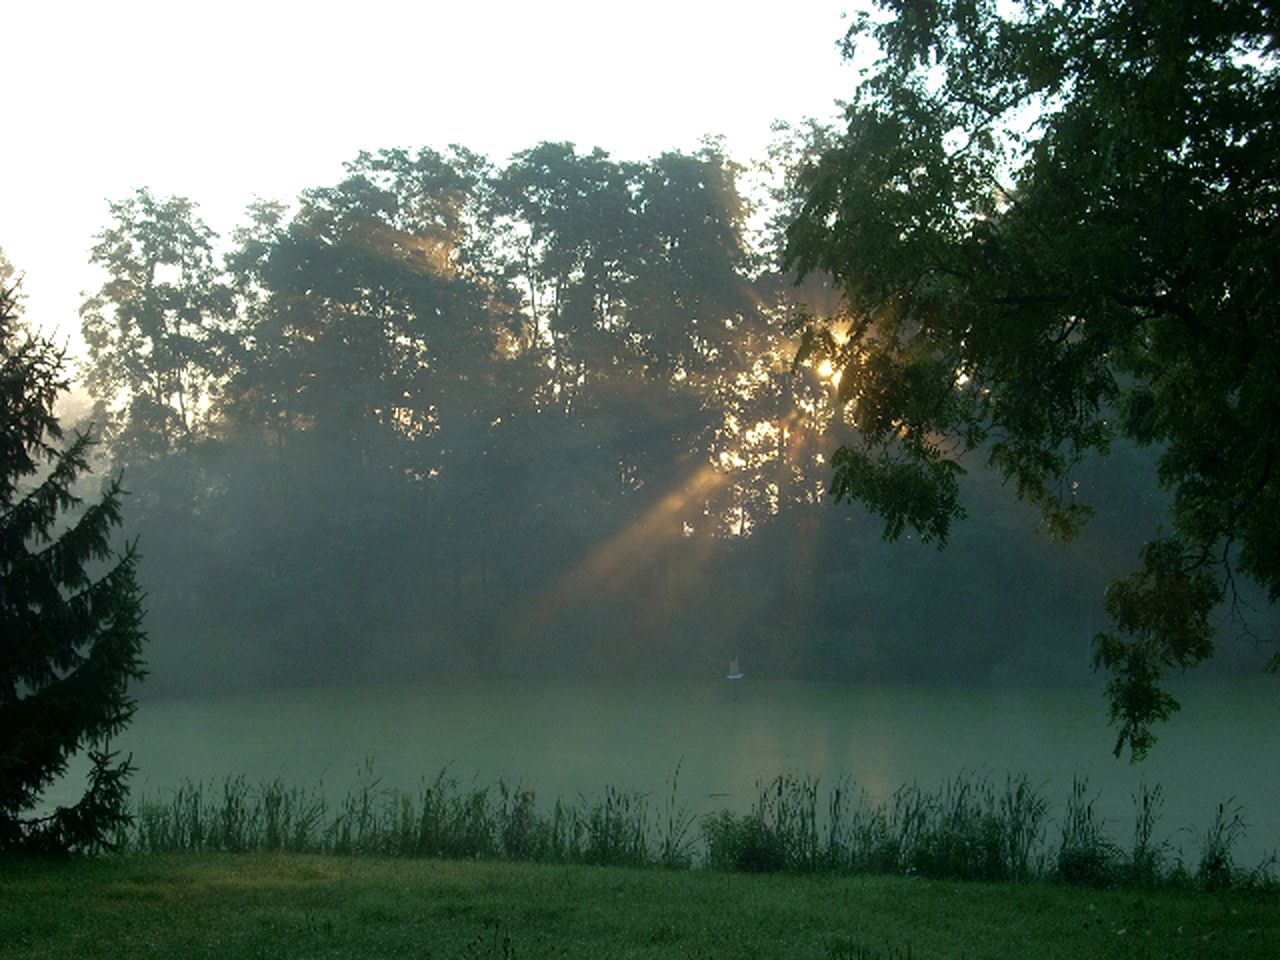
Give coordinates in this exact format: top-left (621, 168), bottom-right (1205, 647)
top-left (1, 278), bottom-right (147, 852)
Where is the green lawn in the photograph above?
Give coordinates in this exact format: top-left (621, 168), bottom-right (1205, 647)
top-left (2, 854), bottom-right (1276, 959)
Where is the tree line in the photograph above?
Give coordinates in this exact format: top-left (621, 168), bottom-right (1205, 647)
top-left (68, 138), bottom-right (1180, 694)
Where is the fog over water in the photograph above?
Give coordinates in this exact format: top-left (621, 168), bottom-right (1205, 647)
top-left (7, 1), bottom-right (1277, 878)
top-left (16, 131), bottom-right (1276, 859)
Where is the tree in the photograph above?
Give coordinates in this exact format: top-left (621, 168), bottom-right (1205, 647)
top-left (1, 279), bottom-right (147, 852)
top-left (80, 188), bottom-right (232, 458)
top-left (785, 0), bottom-right (1279, 756)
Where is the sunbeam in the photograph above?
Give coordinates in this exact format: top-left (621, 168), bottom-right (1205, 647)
top-left (516, 463), bottom-right (729, 642)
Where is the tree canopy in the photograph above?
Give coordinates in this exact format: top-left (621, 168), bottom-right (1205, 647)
top-left (785, 0), bottom-right (1279, 756)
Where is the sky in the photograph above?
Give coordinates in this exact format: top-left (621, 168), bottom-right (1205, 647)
top-left (5, 0), bottom-right (863, 349)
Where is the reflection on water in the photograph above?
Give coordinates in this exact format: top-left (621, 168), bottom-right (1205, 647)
top-left (51, 677), bottom-right (1280, 863)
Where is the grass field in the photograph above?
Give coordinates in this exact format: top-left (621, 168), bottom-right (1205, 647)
top-left (3, 853), bottom-right (1276, 959)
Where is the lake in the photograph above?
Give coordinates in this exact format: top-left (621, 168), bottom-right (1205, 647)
top-left (54, 676), bottom-right (1280, 865)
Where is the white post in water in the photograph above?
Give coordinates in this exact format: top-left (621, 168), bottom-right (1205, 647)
top-left (727, 658), bottom-right (744, 700)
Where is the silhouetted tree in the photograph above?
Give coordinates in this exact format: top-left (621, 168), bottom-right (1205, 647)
top-left (785, 0), bottom-right (1280, 756)
top-left (1, 280), bottom-right (147, 852)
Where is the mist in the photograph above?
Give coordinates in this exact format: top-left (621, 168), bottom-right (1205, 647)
top-left (57, 142), bottom-right (1271, 701)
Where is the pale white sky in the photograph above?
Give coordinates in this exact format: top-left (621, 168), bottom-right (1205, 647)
top-left (5, 1), bottom-right (862, 348)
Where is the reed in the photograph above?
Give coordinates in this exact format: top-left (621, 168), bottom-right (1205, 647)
top-left (655, 763), bottom-right (697, 869)
top-left (1124, 782), bottom-right (1167, 887)
top-left (120, 767), bottom-right (1275, 892)
top-left (1054, 776), bottom-right (1122, 886)
top-left (700, 772), bottom-right (1048, 882)
top-left (1197, 799), bottom-right (1246, 891)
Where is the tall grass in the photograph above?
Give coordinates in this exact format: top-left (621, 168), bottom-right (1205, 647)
top-left (1055, 776), bottom-right (1121, 886)
top-left (703, 773), bottom-right (1047, 882)
top-left (120, 768), bottom-right (1276, 891)
top-left (1126, 782), bottom-right (1167, 887)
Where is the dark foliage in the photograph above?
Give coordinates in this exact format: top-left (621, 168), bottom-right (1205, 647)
top-left (0, 282), bottom-right (147, 852)
top-left (785, 0), bottom-right (1280, 756)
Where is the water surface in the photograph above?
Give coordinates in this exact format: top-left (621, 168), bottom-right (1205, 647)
top-left (67, 677), bottom-right (1280, 864)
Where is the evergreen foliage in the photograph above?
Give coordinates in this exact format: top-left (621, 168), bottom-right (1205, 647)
top-left (0, 281), bottom-right (147, 852)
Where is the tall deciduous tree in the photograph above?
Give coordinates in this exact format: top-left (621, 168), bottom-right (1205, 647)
top-left (785, 0), bottom-right (1280, 756)
top-left (81, 188), bottom-right (231, 457)
top-left (1, 279), bottom-right (147, 852)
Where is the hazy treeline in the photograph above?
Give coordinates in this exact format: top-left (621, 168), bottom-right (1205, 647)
top-left (67, 138), bottom-right (1238, 694)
